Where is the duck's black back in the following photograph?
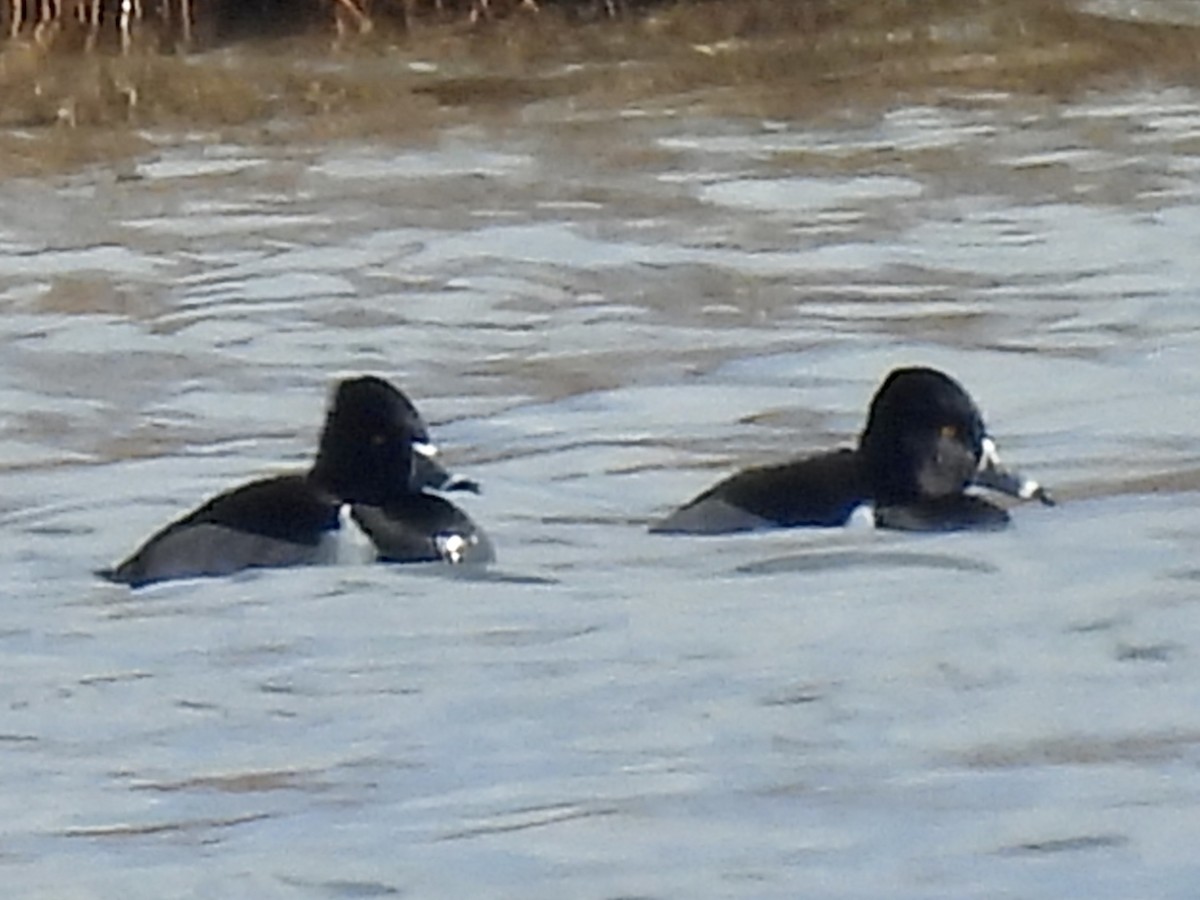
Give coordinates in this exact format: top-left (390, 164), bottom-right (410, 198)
top-left (100, 475), bottom-right (340, 587)
top-left (650, 449), bottom-right (867, 534)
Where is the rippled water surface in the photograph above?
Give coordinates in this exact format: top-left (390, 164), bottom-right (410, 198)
top-left (4, 23), bottom-right (1200, 898)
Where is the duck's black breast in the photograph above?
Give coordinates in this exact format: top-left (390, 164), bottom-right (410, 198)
top-left (874, 494), bottom-right (1010, 532)
top-left (99, 475), bottom-right (341, 588)
top-left (351, 494), bottom-right (494, 565)
top-left (650, 449), bottom-right (868, 534)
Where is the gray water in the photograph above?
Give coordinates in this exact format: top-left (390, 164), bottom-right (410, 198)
top-left (3, 73), bottom-right (1200, 898)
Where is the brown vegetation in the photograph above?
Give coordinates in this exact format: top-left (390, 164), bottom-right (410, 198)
top-left (1, 0), bottom-right (1200, 176)
top-left (0, 0), bottom-right (629, 52)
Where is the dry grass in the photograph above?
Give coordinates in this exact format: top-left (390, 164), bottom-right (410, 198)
top-left (1, 0), bottom-right (1199, 176)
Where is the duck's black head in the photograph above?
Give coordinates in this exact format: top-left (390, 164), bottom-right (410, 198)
top-left (857, 367), bottom-right (990, 505)
top-left (309, 375), bottom-right (431, 506)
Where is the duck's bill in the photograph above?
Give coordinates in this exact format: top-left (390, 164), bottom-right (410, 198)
top-left (412, 441), bottom-right (481, 494)
top-left (974, 438), bottom-right (1055, 506)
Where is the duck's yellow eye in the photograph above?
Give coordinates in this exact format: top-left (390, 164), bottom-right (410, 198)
top-left (371, 433), bottom-right (387, 447)
top-left (940, 424), bottom-right (958, 440)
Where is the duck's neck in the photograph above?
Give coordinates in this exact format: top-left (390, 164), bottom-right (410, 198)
top-left (308, 440), bottom-right (412, 507)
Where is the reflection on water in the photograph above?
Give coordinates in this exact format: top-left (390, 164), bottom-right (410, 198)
top-left (4, 7), bottom-right (1200, 897)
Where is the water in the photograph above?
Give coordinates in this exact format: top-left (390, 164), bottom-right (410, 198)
top-left (3, 51), bottom-right (1200, 900)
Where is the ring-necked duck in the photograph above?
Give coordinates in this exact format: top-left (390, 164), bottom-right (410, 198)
top-left (650, 366), bottom-right (1053, 535)
top-left (99, 375), bottom-right (491, 587)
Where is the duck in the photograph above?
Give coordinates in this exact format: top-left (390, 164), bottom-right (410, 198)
top-left (650, 366), bottom-right (1052, 535)
top-left (99, 375), bottom-right (491, 587)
